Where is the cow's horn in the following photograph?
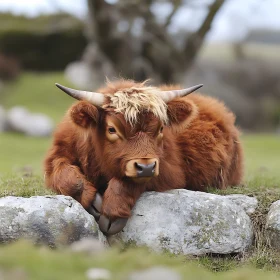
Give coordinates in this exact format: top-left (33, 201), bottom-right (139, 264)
top-left (55, 83), bottom-right (105, 106)
top-left (160, 84), bottom-right (203, 102)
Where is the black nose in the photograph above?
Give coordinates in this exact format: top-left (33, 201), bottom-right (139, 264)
top-left (135, 162), bottom-right (156, 177)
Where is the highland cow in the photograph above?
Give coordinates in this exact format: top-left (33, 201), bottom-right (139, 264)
top-left (44, 80), bottom-right (243, 235)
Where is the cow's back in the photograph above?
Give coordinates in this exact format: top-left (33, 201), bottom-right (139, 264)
top-left (176, 94), bottom-right (243, 191)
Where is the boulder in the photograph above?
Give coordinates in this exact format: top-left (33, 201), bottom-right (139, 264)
top-left (110, 190), bottom-right (254, 255)
top-left (265, 200), bottom-right (280, 249)
top-left (0, 195), bottom-right (106, 247)
top-left (6, 106), bottom-right (53, 137)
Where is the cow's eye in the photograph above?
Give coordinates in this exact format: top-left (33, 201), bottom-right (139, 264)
top-left (160, 126), bottom-right (164, 133)
top-left (108, 127), bottom-right (116, 134)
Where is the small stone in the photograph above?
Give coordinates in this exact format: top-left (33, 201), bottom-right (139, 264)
top-left (6, 106), bottom-right (53, 137)
top-left (86, 268), bottom-right (111, 280)
top-left (71, 237), bottom-right (106, 255)
top-left (128, 266), bottom-right (181, 280)
top-left (266, 200), bottom-right (280, 249)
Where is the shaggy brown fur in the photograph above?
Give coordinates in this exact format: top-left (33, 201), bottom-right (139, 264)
top-left (44, 80), bottom-right (243, 220)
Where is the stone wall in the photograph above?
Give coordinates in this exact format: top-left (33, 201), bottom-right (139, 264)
top-left (0, 189), bottom-right (280, 255)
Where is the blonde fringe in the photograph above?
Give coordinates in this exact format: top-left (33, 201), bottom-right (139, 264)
top-left (103, 87), bottom-right (168, 126)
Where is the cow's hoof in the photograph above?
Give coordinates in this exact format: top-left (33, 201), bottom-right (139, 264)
top-left (88, 193), bottom-right (103, 221)
top-left (98, 215), bottom-right (128, 235)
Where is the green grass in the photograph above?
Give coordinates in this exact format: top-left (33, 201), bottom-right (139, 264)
top-left (1, 72), bottom-right (74, 122)
top-left (0, 174), bottom-right (50, 197)
top-left (244, 134), bottom-right (280, 180)
top-left (0, 133), bottom-right (50, 175)
top-left (1, 241), bottom-right (280, 280)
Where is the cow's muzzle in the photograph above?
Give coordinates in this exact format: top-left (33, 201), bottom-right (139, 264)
top-left (125, 158), bottom-right (159, 178)
top-left (135, 162), bottom-right (156, 177)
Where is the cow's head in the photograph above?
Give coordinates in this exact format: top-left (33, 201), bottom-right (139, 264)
top-left (56, 81), bottom-right (202, 183)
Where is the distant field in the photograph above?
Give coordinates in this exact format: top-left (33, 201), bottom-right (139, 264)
top-left (200, 43), bottom-right (280, 62)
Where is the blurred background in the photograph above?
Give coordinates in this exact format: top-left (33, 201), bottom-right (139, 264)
top-left (0, 0), bottom-right (279, 176)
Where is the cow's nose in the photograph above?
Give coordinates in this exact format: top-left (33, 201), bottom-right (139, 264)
top-left (125, 158), bottom-right (159, 178)
top-left (135, 162), bottom-right (156, 177)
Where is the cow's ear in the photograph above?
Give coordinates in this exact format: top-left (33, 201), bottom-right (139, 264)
top-left (70, 101), bottom-right (100, 128)
top-left (167, 99), bottom-right (198, 133)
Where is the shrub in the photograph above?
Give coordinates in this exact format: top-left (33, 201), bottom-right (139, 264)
top-left (0, 13), bottom-right (87, 71)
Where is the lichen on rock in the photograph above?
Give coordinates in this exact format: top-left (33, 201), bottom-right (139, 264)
top-left (0, 195), bottom-right (106, 247)
top-left (110, 189), bottom-right (254, 255)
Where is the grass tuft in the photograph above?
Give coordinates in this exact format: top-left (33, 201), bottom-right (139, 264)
top-left (0, 173), bottom-right (52, 197)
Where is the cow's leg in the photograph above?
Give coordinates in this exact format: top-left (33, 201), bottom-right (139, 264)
top-left (45, 159), bottom-right (97, 209)
top-left (91, 178), bottom-right (144, 235)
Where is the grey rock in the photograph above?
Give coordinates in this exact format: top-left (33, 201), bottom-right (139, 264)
top-left (110, 190), bottom-right (254, 255)
top-left (128, 266), bottom-right (181, 280)
top-left (65, 43), bottom-right (116, 89)
top-left (6, 106), bottom-right (53, 137)
top-left (0, 105), bottom-right (6, 132)
top-left (0, 195), bottom-right (106, 247)
top-left (71, 237), bottom-right (106, 255)
top-left (86, 268), bottom-right (111, 280)
top-left (226, 194), bottom-right (258, 215)
top-left (266, 200), bottom-right (280, 249)
top-left (65, 61), bottom-right (96, 89)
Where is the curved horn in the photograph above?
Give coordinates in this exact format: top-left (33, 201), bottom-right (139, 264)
top-left (159, 84), bottom-right (203, 103)
top-left (55, 83), bottom-right (105, 106)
